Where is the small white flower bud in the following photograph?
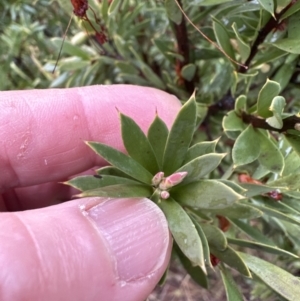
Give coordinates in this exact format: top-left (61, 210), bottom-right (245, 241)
top-left (160, 191), bottom-right (170, 199)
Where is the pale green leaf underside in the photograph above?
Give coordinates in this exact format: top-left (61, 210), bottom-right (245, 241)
top-left (240, 252), bottom-right (300, 301)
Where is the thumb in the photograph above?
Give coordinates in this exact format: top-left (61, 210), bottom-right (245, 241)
top-left (0, 198), bottom-right (171, 301)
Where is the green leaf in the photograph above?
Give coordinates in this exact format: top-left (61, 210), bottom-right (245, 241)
top-left (223, 111), bottom-right (245, 132)
top-left (181, 64), bottom-right (196, 81)
top-left (202, 203), bottom-right (263, 219)
top-left (272, 38), bottom-right (300, 54)
top-left (184, 139), bottom-right (219, 163)
top-left (285, 134), bottom-right (300, 158)
top-left (239, 252), bottom-right (300, 301)
top-left (176, 153), bottom-right (226, 184)
top-left (220, 263), bottom-right (245, 301)
top-left (268, 174), bottom-right (300, 190)
top-left (175, 244), bottom-right (208, 288)
top-left (230, 218), bottom-right (276, 246)
top-left (159, 198), bottom-right (206, 270)
top-left (108, 0), bottom-right (121, 15)
top-left (257, 79), bottom-right (281, 118)
top-left (211, 246), bottom-right (251, 277)
top-left (190, 216), bottom-right (212, 269)
top-left (280, 0), bottom-right (300, 20)
top-left (147, 114), bottom-right (169, 169)
top-left (77, 183), bottom-right (152, 198)
top-left (165, 0), bottom-right (182, 25)
top-left (162, 94), bottom-right (197, 175)
top-left (228, 238), bottom-right (298, 258)
top-left (232, 22), bottom-right (250, 61)
top-left (96, 166), bottom-right (134, 179)
top-left (266, 96), bottom-right (286, 129)
top-left (258, 0), bottom-right (275, 17)
top-left (212, 17), bottom-right (235, 63)
top-left (251, 204), bottom-right (300, 226)
top-left (172, 180), bottom-right (243, 209)
top-left (232, 125), bottom-right (261, 167)
top-left (120, 113), bottom-right (159, 174)
top-left (66, 175), bottom-right (139, 191)
top-left (256, 130), bottom-right (284, 174)
top-left (200, 223), bottom-right (227, 251)
top-left (239, 183), bottom-right (274, 198)
top-left (87, 142), bottom-right (153, 184)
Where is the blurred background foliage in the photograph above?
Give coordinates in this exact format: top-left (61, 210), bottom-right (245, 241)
top-left (2, 0), bottom-right (300, 300)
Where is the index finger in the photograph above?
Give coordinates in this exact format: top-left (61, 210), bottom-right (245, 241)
top-left (0, 85), bottom-right (180, 192)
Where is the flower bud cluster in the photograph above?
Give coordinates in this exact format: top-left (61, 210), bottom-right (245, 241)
top-left (151, 171), bottom-right (188, 200)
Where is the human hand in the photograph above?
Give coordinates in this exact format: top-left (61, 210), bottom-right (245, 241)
top-left (0, 85), bottom-right (181, 301)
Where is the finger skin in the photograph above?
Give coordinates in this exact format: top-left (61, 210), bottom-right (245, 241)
top-left (0, 197), bottom-right (172, 301)
top-left (0, 85), bottom-right (181, 192)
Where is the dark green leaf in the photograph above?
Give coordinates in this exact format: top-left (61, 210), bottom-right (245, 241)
top-left (96, 166), bottom-right (134, 179)
top-left (230, 218), bottom-right (276, 246)
top-left (228, 238), bottom-right (298, 258)
top-left (202, 203), bottom-right (263, 219)
top-left (285, 134), bottom-right (300, 158)
top-left (66, 175), bottom-right (140, 191)
top-left (120, 113), bottom-right (159, 174)
top-left (175, 244), bottom-right (208, 288)
top-left (239, 252), bottom-right (300, 300)
top-left (87, 142), bottom-right (153, 184)
top-left (172, 180), bottom-right (243, 209)
top-left (201, 223), bottom-right (227, 251)
top-left (77, 184), bottom-right (152, 198)
top-left (220, 263), bottom-right (245, 301)
top-left (181, 64), bottom-right (196, 81)
top-left (211, 246), bottom-right (251, 277)
top-left (159, 197), bottom-right (205, 271)
top-left (147, 114), bottom-right (169, 169)
top-left (162, 94), bottom-right (197, 175)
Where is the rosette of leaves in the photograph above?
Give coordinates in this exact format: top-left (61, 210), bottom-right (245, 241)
top-left (66, 94), bottom-right (300, 301)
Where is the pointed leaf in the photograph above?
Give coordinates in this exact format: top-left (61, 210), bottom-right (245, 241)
top-left (181, 64), bottom-right (196, 81)
top-left (258, 0), bottom-right (275, 17)
top-left (239, 183), bottom-right (274, 198)
top-left (162, 94), bottom-right (197, 175)
top-left (66, 175), bottom-right (140, 191)
top-left (230, 218), bottom-right (276, 246)
top-left (211, 246), bottom-right (251, 277)
top-left (184, 139), bottom-right (219, 163)
top-left (285, 134), bottom-right (300, 158)
top-left (232, 22), bottom-right (250, 61)
top-left (158, 197), bottom-right (205, 270)
top-left (77, 184), bottom-right (152, 198)
top-left (108, 0), bottom-right (121, 15)
top-left (220, 263), bottom-right (245, 301)
top-left (232, 125), bottom-right (261, 167)
top-left (202, 203), bottom-right (263, 219)
top-left (212, 18), bottom-right (235, 63)
top-left (200, 223), bottom-right (227, 251)
top-left (96, 166), bottom-right (134, 179)
top-left (120, 113), bottom-right (159, 174)
top-left (257, 79), bottom-right (281, 118)
top-left (239, 252), bottom-right (300, 301)
top-left (175, 244), bottom-right (208, 288)
top-left (228, 238), bottom-right (298, 258)
top-left (190, 216), bottom-right (212, 269)
top-left (176, 153), bottom-right (226, 184)
top-left (172, 180), bottom-right (243, 209)
top-left (87, 142), bottom-right (153, 184)
top-left (147, 114), bottom-right (169, 169)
